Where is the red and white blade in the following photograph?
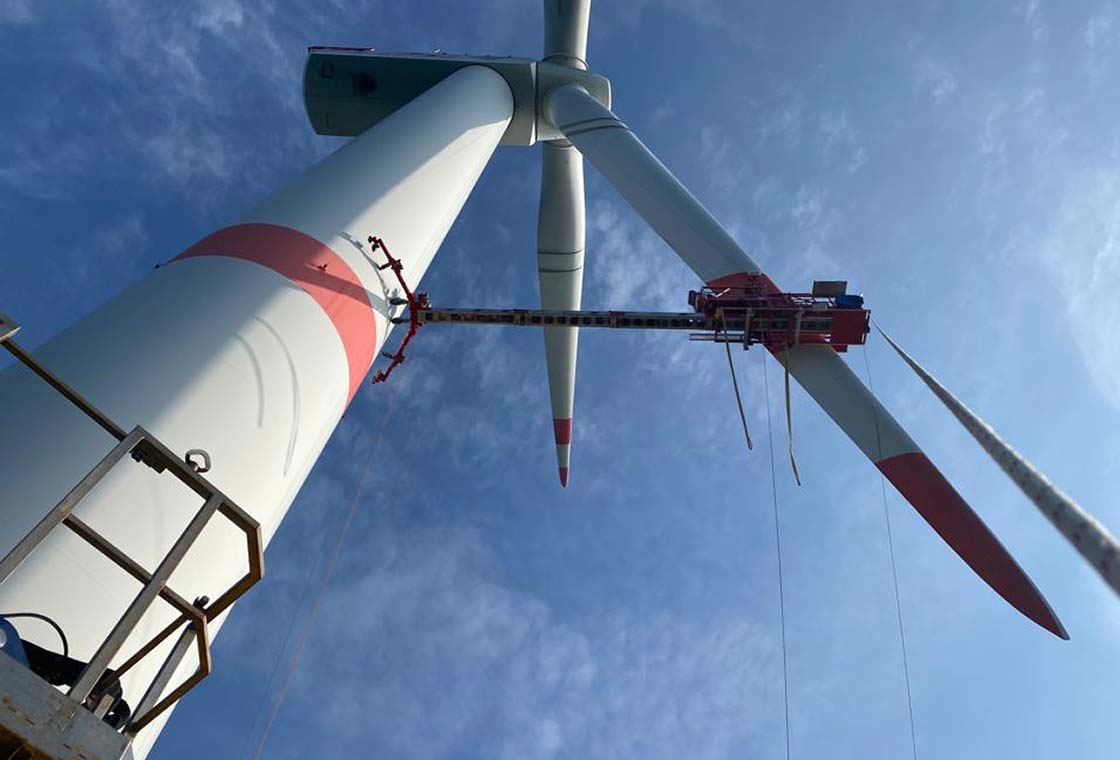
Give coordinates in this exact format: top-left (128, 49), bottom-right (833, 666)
top-left (774, 339), bottom-right (1067, 639)
top-left (546, 84), bottom-right (1063, 635)
top-left (538, 142), bottom-right (585, 487)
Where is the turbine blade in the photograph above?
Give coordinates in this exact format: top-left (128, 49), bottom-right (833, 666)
top-left (765, 336), bottom-right (1067, 640)
top-left (538, 141), bottom-right (585, 487)
top-left (544, 83), bottom-right (1065, 636)
top-left (544, 0), bottom-right (592, 69)
top-left (880, 327), bottom-right (1120, 606)
top-left (543, 84), bottom-right (764, 283)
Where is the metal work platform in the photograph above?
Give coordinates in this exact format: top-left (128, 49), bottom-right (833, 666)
top-left (0, 313), bottom-right (263, 760)
top-left (410, 276), bottom-right (871, 351)
top-left (368, 252), bottom-right (870, 387)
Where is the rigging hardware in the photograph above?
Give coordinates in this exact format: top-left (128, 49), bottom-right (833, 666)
top-left (368, 236), bottom-right (430, 385)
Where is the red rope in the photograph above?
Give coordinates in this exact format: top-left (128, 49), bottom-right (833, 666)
top-left (250, 383), bottom-right (400, 760)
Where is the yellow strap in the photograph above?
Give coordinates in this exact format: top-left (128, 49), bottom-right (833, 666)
top-left (782, 352), bottom-right (802, 486)
top-left (724, 329), bottom-right (753, 451)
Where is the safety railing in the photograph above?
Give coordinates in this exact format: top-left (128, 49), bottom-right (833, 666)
top-left (0, 312), bottom-right (263, 737)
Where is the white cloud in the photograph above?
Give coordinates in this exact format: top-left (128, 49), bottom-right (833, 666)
top-left (302, 523), bottom-right (776, 760)
top-left (1083, 6), bottom-right (1115, 48)
top-left (1016, 0), bottom-right (1047, 41)
top-left (58, 214), bottom-right (151, 310)
top-left (603, 0), bottom-right (732, 31)
top-left (585, 198), bottom-right (692, 312)
top-left (818, 110), bottom-right (868, 174)
top-left (0, 0), bottom-right (32, 25)
top-left (1083, 6), bottom-right (1118, 78)
top-left (914, 58), bottom-right (959, 105)
top-left (790, 186), bottom-right (826, 230)
top-left (1039, 169), bottom-right (1120, 410)
top-left (783, 185), bottom-right (842, 283)
top-left (0, 135), bottom-right (103, 201)
top-left (698, 125), bottom-right (744, 191)
top-left (979, 101), bottom-right (1008, 162)
top-left (754, 89), bottom-right (805, 147)
top-left (650, 102), bottom-right (676, 124)
top-left (2, 1), bottom-right (329, 207)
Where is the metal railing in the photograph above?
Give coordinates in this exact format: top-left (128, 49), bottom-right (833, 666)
top-left (0, 312), bottom-right (264, 736)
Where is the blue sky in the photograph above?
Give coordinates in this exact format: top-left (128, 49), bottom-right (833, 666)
top-left (3, 1), bottom-right (1120, 758)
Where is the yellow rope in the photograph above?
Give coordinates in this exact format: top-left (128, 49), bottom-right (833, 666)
top-left (781, 352), bottom-right (802, 486)
top-left (722, 315), bottom-right (753, 451)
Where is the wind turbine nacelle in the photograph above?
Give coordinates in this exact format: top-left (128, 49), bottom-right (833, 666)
top-left (303, 47), bottom-right (610, 146)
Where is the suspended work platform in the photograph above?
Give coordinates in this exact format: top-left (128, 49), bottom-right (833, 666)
top-left (410, 276), bottom-right (871, 351)
top-left (370, 241), bottom-right (870, 387)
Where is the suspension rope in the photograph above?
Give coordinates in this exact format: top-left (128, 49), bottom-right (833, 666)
top-left (236, 540), bottom-right (327, 760)
top-left (861, 342), bottom-right (919, 760)
top-left (762, 353), bottom-right (792, 760)
top-left (723, 324), bottom-right (753, 451)
top-left (249, 382), bottom-right (402, 760)
top-left (780, 354), bottom-right (802, 486)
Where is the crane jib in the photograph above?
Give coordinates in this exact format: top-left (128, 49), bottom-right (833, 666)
top-left (408, 276), bottom-right (871, 353)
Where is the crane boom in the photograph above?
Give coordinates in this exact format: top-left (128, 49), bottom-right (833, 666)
top-left (409, 278), bottom-right (871, 351)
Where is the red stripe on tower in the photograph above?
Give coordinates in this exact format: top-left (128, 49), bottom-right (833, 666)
top-left (175, 224), bottom-right (378, 402)
top-left (877, 452), bottom-right (1068, 639)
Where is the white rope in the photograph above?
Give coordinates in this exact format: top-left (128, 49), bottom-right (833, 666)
top-left (762, 352), bottom-right (792, 760)
top-left (862, 342), bottom-right (919, 760)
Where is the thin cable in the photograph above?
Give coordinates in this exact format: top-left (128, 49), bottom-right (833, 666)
top-left (861, 343), bottom-right (918, 760)
top-left (236, 540), bottom-right (327, 760)
top-left (250, 383), bottom-right (402, 760)
top-left (723, 328), bottom-right (753, 450)
top-left (1, 611), bottom-right (69, 657)
top-left (761, 354), bottom-right (791, 760)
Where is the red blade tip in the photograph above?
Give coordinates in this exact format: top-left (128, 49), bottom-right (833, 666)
top-left (558, 467), bottom-right (569, 487)
top-left (877, 451), bottom-right (1068, 639)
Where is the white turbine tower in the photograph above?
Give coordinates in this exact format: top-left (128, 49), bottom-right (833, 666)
top-left (0, 3), bottom-right (1075, 759)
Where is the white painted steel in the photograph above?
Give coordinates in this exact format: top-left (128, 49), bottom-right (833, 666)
top-left (250, 65), bottom-right (515, 308)
top-left (544, 84), bottom-right (762, 282)
top-left (880, 329), bottom-right (1120, 595)
top-left (0, 65), bottom-right (512, 758)
top-left (304, 50), bottom-right (539, 146)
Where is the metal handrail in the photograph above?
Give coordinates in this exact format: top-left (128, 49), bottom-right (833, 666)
top-left (0, 312), bottom-right (264, 736)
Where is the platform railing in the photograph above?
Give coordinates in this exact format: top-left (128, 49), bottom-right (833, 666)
top-left (0, 312), bottom-right (264, 738)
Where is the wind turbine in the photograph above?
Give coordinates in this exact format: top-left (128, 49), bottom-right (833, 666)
top-left (330, 0), bottom-right (1064, 638)
top-left (0, 3), bottom-right (1071, 760)
top-left (514, 1), bottom-right (1066, 639)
